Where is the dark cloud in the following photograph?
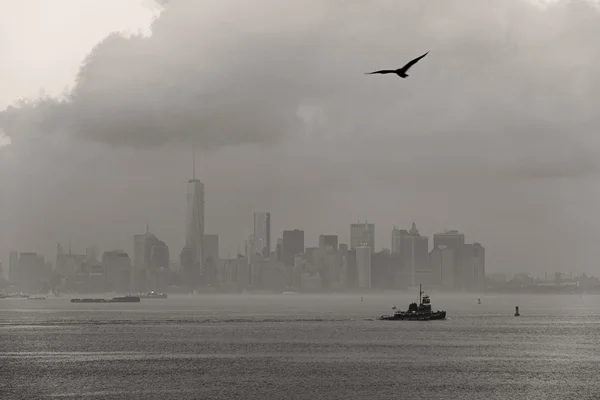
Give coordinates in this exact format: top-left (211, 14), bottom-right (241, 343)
top-left (1, 0), bottom-right (598, 157)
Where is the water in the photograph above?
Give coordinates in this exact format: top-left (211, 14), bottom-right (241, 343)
top-left (2, 293), bottom-right (600, 399)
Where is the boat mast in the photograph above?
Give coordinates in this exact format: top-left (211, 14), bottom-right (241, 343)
top-left (419, 284), bottom-right (423, 305)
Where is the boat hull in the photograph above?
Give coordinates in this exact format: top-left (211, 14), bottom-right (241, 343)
top-left (379, 311), bottom-right (447, 321)
top-left (71, 296), bottom-right (141, 303)
top-left (110, 296), bottom-right (141, 303)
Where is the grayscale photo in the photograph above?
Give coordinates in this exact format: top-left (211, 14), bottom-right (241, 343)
top-left (1, 0), bottom-right (600, 398)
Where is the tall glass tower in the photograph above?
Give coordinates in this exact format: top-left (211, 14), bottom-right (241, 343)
top-left (186, 156), bottom-right (205, 267)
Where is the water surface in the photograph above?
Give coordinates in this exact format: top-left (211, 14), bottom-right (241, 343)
top-left (1, 293), bottom-right (599, 399)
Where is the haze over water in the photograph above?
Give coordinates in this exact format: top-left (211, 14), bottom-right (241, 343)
top-left (2, 293), bottom-right (600, 399)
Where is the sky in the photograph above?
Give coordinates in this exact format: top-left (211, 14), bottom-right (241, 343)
top-left (2, 0), bottom-right (600, 276)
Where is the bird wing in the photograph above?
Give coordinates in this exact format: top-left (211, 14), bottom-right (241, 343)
top-left (365, 70), bottom-right (396, 75)
top-left (398, 51), bottom-right (429, 73)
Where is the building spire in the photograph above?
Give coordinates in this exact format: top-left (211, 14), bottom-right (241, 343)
top-left (192, 150), bottom-right (196, 181)
top-left (409, 221), bottom-right (419, 236)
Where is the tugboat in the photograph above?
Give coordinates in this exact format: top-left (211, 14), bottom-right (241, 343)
top-left (379, 285), bottom-right (446, 321)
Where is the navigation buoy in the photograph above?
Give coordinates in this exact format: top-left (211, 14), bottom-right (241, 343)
top-left (478, 298), bottom-right (481, 304)
top-left (514, 306), bottom-right (520, 316)
top-left (361, 296), bottom-right (363, 302)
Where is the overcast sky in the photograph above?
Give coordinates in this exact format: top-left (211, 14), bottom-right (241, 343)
top-left (2, 0), bottom-right (600, 276)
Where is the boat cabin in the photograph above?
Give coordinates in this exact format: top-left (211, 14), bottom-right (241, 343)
top-left (419, 294), bottom-right (432, 312)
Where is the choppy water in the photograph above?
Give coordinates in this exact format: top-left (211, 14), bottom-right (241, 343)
top-left (1, 293), bottom-right (600, 399)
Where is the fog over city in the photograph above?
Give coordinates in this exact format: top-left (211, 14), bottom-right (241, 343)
top-left (2, 0), bottom-right (600, 275)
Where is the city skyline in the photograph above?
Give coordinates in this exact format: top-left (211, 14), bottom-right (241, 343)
top-left (3, 0), bottom-right (600, 277)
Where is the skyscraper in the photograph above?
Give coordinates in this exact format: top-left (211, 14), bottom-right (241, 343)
top-left (350, 222), bottom-right (375, 252)
top-left (433, 230), bottom-right (465, 290)
top-left (102, 250), bottom-right (132, 293)
top-left (391, 227), bottom-right (408, 254)
top-left (319, 234), bottom-right (338, 251)
top-left (401, 222), bottom-right (429, 287)
top-left (186, 156), bottom-right (205, 266)
top-left (282, 230), bottom-right (304, 266)
top-left (133, 233), bottom-right (146, 270)
top-left (203, 234), bottom-right (219, 264)
top-left (253, 212), bottom-right (271, 258)
top-left (356, 245), bottom-right (371, 289)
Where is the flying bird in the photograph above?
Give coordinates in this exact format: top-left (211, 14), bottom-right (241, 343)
top-left (366, 51), bottom-right (429, 78)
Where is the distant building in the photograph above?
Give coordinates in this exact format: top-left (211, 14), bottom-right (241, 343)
top-left (462, 244), bottom-right (475, 291)
top-left (319, 235), bottom-right (338, 251)
top-left (282, 230), bottom-right (304, 267)
top-left (391, 227), bottom-right (408, 254)
top-left (311, 246), bottom-right (340, 289)
top-left (472, 243), bottom-right (485, 291)
top-left (253, 212), bottom-right (271, 258)
top-left (133, 234), bottom-right (146, 271)
top-left (371, 251), bottom-right (401, 290)
top-left (88, 265), bottom-right (104, 293)
top-left (252, 260), bottom-right (287, 291)
top-left (139, 233), bottom-right (169, 291)
top-left (339, 243), bottom-right (348, 256)
top-left (86, 246), bottom-right (98, 265)
top-left (180, 245), bottom-right (199, 287)
top-left (356, 245), bottom-right (371, 289)
top-left (275, 238), bottom-right (283, 263)
top-left (221, 257), bottom-right (250, 292)
top-left (186, 159), bottom-right (205, 268)
top-left (401, 223), bottom-right (429, 287)
top-left (16, 252), bottom-right (46, 291)
top-left (102, 250), bottom-right (132, 293)
top-left (345, 249), bottom-right (357, 289)
top-left (145, 234), bottom-right (169, 272)
top-left (433, 230), bottom-right (465, 290)
top-left (55, 247), bottom-right (87, 290)
top-left (203, 234), bottom-right (219, 265)
top-left (430, 246), bottom-right (455, 289)
top-left (245, 235), bottom-right (254, 264)
top-left (350, 222), bottom-right (375, 252)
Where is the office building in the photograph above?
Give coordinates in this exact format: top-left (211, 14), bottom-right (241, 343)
top-left (430, 245), bottom-right (455, 288)
top-left (472, 243), bottom-right (486, 292)
top-left (356, 245), bottom-right (371, 289)
top-left (401, 223), bottom-right (429, 287)
top-left (319, 234), bottom-right (338, 251)
top-left (350, 222), bottom-right (375, 252)
top-left (133, 233), bottom-right (146, 271)
top-left (282, 229), bottom-right (304, 266)
top-left (85, 246), bottom-right (98, 265)
top-left (391, 227), bottom-right (409, 254)
top-left (433, 230), bottom-right (465, 290)
top-left (253, 212), bottom-right (271, 258)
top-left (102, 250), bottom-right (132, 293)
top-left (204, 234), bottom-right (219, 264)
